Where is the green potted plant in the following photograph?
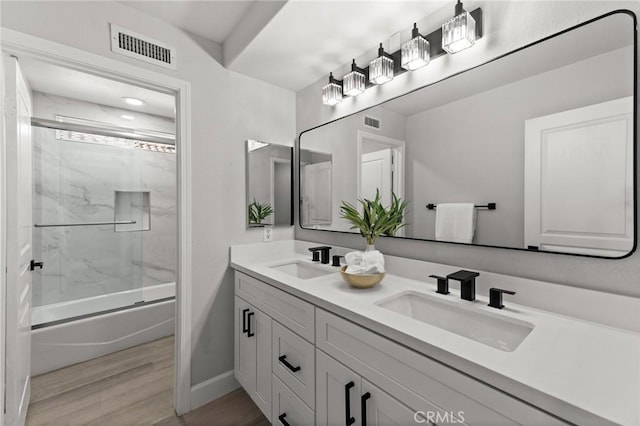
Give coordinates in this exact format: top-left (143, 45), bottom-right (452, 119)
top-left (248, 199), bottom-right (274, 225)
top-left (339, 190), bottom-right (409, 250)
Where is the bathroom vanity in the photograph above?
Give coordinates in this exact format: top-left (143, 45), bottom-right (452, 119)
top-left (231, 240), bottom-right (639, 425)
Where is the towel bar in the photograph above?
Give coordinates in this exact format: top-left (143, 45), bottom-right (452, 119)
top-left (426, 203), bottom-right (496, 210)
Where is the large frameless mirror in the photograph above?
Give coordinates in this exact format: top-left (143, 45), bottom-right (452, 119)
top-left (246, 140), bottom-right (293, 228)
top-left (299, 11), bottom-right (636, 258)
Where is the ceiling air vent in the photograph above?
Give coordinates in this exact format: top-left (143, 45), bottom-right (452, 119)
top-left (110, 24), bottom-right (177, 70)
top-left (364, 115), bottom-right (381, 130)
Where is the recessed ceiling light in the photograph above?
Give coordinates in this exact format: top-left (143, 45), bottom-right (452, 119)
top-left (121, 115), bottom-right (135, 120)
top-left (121, 97), bottom-right (146, 106)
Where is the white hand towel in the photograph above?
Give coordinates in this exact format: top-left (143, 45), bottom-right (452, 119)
top-left (435, 203), bottom-right (476, 244)
top-left (345, 250), bottom-right (385, 274)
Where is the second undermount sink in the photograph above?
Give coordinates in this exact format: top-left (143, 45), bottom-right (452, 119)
top-left (376, 291), bottom-right (534, 352)
top-left (270, 261), bottom-right (334, 280)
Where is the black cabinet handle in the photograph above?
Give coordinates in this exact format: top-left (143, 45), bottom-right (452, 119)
top-left (30, 260), bottom-right (44, 271)
top-left (242, 308), bottom-right (249, 334)
top-left (345, 381), bottom-right (355, 426)
top-left (246, 311), bottom-right (255, 337)
top-left (278, 355), bottom-right (301, 372)
top-left (361, 392), bottom-right (371, 426)
top-left (278, 413), bottom-right (289, 426)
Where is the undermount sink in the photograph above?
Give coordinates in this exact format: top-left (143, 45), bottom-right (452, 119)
top-left (270, 261), bottom-right (334, 280)
top-left (376, 291), bottom-right (534, 352)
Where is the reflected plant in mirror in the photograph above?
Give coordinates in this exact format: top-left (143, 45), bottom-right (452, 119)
top-left (299, 11), bottom-right (636, 258)
top-left (246, 140), bottom-right (293, 228)
top-left (248, 198), bottom-right (274, 226)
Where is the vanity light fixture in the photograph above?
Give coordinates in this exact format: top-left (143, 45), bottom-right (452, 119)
top-left (343, 59), bottom-right (366, 97)
top-left (322, 73), bottom-right (343, 106)
top-left (442, 0), bottom-right (476, 54)
top-left (401, 23), bottom-right (430, 71)
top-left (121, 97), bottom-right (146, 106)
top-left (320, 3), bottom-right (482, 104)
top-left (369, 43), bottom-right (394, 85)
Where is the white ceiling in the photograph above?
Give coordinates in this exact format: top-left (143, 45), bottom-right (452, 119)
top-left (19, 57), bottom-right (176, 118)
top-left (124, 0), bottom-right (256, 44)
top-left (122, 0), bottom-right (450, 92)
top-left (225, 1), bottom-right (448, 91)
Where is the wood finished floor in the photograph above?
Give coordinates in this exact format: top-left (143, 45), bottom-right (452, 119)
top-left (27, 336), bottom-right (268, 426)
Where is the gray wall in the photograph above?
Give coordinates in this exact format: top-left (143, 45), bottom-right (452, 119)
top-left (405, 47), bottom-right (633, 247)
top-left (2, 0), bottom-right (296, 390)
top-left (296, 1), bottom-right (640, 298)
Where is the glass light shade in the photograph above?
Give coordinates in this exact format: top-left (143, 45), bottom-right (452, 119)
top-left (343, 69), bottom-right (365, 96)
top-left (401, 35), bottom-right (430, 71)
top-left (442, 11), bottom-right (476, 54)
top-left (322, 82), bottom-right (343, 106)
top-left (369, 56), bottom-right (394, 85)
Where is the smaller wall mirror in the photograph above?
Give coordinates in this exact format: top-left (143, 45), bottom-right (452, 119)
top-left (246, 140), bottom-right (293, 228)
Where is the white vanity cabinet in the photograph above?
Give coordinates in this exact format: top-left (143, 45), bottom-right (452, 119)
top-left (316, 309), bottom-right (565, 426)
top-left (234, 270), bottom-right (566, 425)
top-left (234, 272), bottom-right (316, 424)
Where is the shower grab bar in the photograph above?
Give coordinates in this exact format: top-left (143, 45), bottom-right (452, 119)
top-left (34, 220), bottom-right (136, 228)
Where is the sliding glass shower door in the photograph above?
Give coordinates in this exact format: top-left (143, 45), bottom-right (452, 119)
top-left (31, 125), bottom-right (147, 326)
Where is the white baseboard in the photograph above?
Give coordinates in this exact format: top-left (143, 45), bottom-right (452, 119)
top-left (190, 370), bottom-right (240, 411)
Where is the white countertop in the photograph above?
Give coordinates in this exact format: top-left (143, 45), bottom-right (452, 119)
top-left (230, 240), bottom-right (640, 425)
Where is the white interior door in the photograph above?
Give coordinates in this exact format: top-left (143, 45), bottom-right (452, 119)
top-left (524, 97), bottom-right (634, 256)
top-left (3, 56), bottom-right (33, 426)
top-left (301, 161), bottom-right (332, 226)
top-left (361, 149), bottom-right (392, 205)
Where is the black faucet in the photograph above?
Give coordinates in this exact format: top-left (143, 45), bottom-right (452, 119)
top-left (309, 246), bottom-right (332, 264)
top-left (488, 288), bottom-right (516, 309)
top-left (429, 275), bottom-right (449, 295)
top-left (447, 270), bottom-right (480, 301)
top-left (331, 255), bottom-right (345, 267)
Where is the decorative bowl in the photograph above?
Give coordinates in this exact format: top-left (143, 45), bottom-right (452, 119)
top-left (340, 266), bottom-right (385, 289)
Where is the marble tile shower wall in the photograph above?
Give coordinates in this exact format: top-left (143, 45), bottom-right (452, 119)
top-left (32, 94), bottom-right (176, 308)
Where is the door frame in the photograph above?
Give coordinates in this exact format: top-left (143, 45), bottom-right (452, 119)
top-left (270, 157), bottom-right (292, 226)
top-left (0, 28), bottom-right (193, 416)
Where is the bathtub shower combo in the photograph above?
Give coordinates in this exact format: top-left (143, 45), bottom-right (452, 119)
top-left (30, 112), bottom-right (176, 375)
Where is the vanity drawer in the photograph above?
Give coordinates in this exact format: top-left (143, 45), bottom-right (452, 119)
top-left (316, 309), bottom-right (565, 425)
top-left (235, 272), bottom-right (315, 342)
top-left (272, 322), bottom-right (315, 409)
top-left (272, 375), bottom-right (314, 426)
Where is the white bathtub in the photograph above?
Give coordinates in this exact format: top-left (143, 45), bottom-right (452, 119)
top-left (31, 283), bottom-right (175, 375)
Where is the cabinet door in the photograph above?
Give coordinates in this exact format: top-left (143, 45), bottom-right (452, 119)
top-left (235, 297), bottom-right (256, 394)
top-left (316, 350), bottom-right (361, 426)
top-left (234, 296), bottom-right (272, 419)
top-left (362, 379), bottom-right (460, 426)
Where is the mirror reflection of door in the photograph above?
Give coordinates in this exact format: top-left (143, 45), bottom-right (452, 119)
top-left (361, 149), bottom-right (392, 205)
top-left (272, 159), bottom-right (292, 226)
top-left (301, 161), bottom-right (332, 226)
top-left (524, 97), bottom-right (634, 257)
top-left (357, 131), bottom-right (406, 236)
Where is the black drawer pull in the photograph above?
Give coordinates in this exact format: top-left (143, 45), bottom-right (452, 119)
top-left (246, 311), bottom-right (255, 337)
top-left (241, 308), bottom-right (249, 334)
top-left (361, 392), bottom-right (371, 426)
top-left (278, 355), bottom-right (301, 372)
top-left (345, 381), bottom-right (355, 426)
top-left (278, 413), bottom-right (289, 426)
